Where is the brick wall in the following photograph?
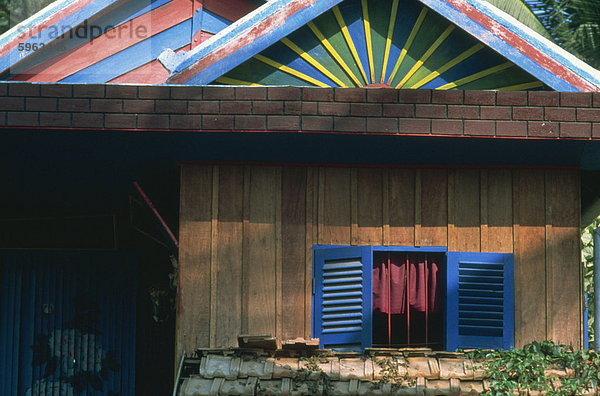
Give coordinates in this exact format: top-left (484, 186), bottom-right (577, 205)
top-left (1, 83), bottom-right (599, 139)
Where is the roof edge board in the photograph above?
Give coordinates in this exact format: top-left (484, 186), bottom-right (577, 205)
top-left (458, 0), bottom-right (600, 90)
top-left (0, 0), bottom-right (122, 77)
top-left (162, 0), bottom-right (343, 85)
top-left (418, 0), bottom-right (599, 91)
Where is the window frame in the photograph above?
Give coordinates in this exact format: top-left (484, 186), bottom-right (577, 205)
top-left (312, 245), bottom-right (514, 352)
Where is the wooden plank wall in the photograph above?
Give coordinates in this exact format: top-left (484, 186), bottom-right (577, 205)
top-left (177, 165), bottom-right (581, 356)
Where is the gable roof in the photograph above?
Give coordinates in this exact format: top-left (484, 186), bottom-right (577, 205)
top-left (0, 0), bottom-right (260, 84)
top-left (162, 0), bottom-right (600, 91)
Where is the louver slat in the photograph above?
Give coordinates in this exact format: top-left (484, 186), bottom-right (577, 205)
top-left (313, 246), bottom-right (372, 351)
top-left (446, 252), bottom-right (514, 351)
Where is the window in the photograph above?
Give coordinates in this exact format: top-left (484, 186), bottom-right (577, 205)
top-left (312, 246), bottom-right (514, 352)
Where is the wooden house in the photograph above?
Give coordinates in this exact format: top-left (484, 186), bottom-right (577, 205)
top-left (1, 0), bottom-right (600, 393)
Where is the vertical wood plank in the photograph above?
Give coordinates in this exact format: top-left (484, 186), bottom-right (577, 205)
top-left (244, 167), bottom-right (279, 336)
top-left (306, 167), bottom-right (318, 338)
top-left (319, 167), bottom-right (352, 245)
top-left (389, 169), bottom-right (415, 246)
top-left (215, 166), bottom-right (244, 347)
top-left (318, 168), bottom-right (324, 245)
top-left (485, 169), bottom-right (513, 253)
top-left (545, 170), bottom-right (553, 345)
top-left (513, 169), bottom-right (547, 346)
top-left (382, 169), bottom-right (390, 246)
top-left (210, 166), bottom-right (219, 347)
top-left (480, 169), bottom-right (488, 252)
top-left (241, 167), bottom-right (251, 334)
top-left (351, 168), bottom-right (359, 245)
top-left (248, 167), bottom-right (279, 336)
top-left (357, 168), bottom-right (383, 245)
top-left (449, 169), bottom-right (480, 252)
top-left (414, 169), bottom-right (422, 247)
top-left (281, 167), bottom-right (307, 340)
top-left (448, 169), bottom-right (455, 250)
top-left (420, 169), bottom-right (448, 246)
top-left (547, 169), bottom-right (581, 347)
top-left (275, 167), bottom-right (283, 343)
top-left (177, 165), bottom-right (212, 356)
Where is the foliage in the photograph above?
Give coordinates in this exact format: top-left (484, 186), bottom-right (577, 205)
top-left (467, 341), bottom-right (600, 395)
top-left (486, 0), bottom-right (553, 38)
top-left (0, 0), bottom-right (55, 35)
top-left (582, 217), bottom-right (600, 348)
top-left (525, 0), bottom-right (600, 68)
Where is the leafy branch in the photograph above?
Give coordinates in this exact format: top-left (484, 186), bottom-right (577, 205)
top-left (467, 340), bottom-right (600, 395)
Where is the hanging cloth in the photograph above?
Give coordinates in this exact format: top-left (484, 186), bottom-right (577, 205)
top-left (372, 253), bottom-right (441, 314)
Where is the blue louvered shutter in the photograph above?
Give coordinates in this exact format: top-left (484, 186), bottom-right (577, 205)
top-left (446, 252), bottom-right (514, 351)
top-left (313, 246), bottom-right (372, 351)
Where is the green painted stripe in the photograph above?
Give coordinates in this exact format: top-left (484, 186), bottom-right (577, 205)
top-left (333, 5), bottom-right (370, 85)
top-left (303, 22), bottom-right (362, 87)
top-left (386, 6), bottom-right (427, 85)
top-left (437, 62), bottom-right (513, 90)
top-left (381, 0), bottom-right (399, 84)
top-left (362, 0), bottom-right (375, 83)
top-left (389, 10), bottom-right (450, 87)
top-left (311, 11), bottom-right (366, 86)
top-left (224, 57), bottom-right (311, 86)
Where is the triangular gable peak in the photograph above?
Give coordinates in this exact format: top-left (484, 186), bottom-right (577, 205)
top-left (163, 0), bottom-right (600, 91)
top-left (0, 0), bottom-right (260, 84)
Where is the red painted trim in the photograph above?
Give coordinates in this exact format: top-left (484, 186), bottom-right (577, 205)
top-left (108, 44), bottom-right (190, 84)
top-left (12, 0), bottom-right (192, 82)
top-left (445, 0), bottom-right (597, 92)
top-left (168, 0), bottom-right (316, 84)
top-left (133, 181), bottom-right (179, 248)
top-left (0, 0), bottom-right (96, 58)
top-left (175, 160), bottom-right (581, 170)
top-left (0, 124), bottom-right (597, 143)
top-left (204, 0), bottom-right (258, 22)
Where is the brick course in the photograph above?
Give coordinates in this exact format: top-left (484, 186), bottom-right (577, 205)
top-left (0, 83), bottom-right (598, 141)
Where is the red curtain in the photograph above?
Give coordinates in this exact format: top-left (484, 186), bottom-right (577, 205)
top-left (373, 254), bottom-right (441, 314)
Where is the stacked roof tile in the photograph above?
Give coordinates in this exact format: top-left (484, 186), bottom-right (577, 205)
top-left (175, 345), bottom-right (584, 395)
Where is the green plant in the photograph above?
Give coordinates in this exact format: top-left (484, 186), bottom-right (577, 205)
top-left (467, 340), bottom-right (600, 395)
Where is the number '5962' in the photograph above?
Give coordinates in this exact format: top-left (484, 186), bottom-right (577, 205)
top-left (17, 42), bottom-right (45, 51)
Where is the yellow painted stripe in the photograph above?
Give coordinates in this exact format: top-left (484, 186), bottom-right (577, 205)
top-left (307, 21), bottom-right (363, 87)
top-left (386, 7), bottom-right (428, 85)
top-left (215, 76), bottom-right (262, 86)
top-left (333, 5), bottom-right (369, 85)
top-left (381, 0), bottom-right (399, 84)
top-left (362, 0), bottom-right (375, 84)
top-left (395, 25), bottom-right (455, 89)
top-left (410, 43), bottom-right (484, 89)
top-left (254, 54), bottom-right (330, 87)
top-left (437, 62), bottom-right (513, 90)
top-left (496, 81), bottom-right (544, 91)
top-left (281, 37), bottom-right (347, 87)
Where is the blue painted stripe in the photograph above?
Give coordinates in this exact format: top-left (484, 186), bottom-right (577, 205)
top-left (0, 0), bottom-right (122, 75)
top-left (0, 0), bottom-right (80, 48)
top-left (421, 48), bottom-right (507, 89)
top-left (261, 42), bottom-right (338, 86)
top-left (4, 0), bottom-right (175, 78)
top-left (168, 0), bottom-right (344, 84)
top-left (338, 0), bottom-right (370, 84)
top-left (197, 8), bottom-right (232, 35)
top-left (60, 19), bottom-right (190, 83)
top-left (126, 0), bottom-right (173, 22)
top-left (417, 0), bottom-right (580, 91)
top-left (384, 0), bottom-right (421, 83)
top-left (456, 0), bottom-right (600, 89)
